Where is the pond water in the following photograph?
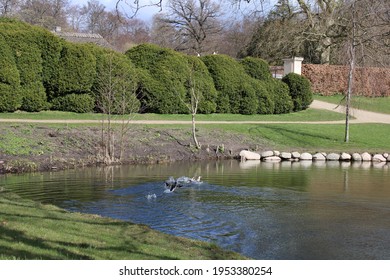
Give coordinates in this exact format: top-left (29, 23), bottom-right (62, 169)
top-left (1, 160), bottom-right (390, 260)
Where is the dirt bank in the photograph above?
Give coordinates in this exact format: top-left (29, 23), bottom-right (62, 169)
top-left (0, 124), bottom-right (262, 174)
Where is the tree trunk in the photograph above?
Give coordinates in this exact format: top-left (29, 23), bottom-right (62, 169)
top-left (345, 2), bottom-right (357, 143)
top-left (192, 113), bottom-right (200, 149)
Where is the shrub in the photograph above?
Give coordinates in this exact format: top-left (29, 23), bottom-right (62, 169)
top-left (0, 34), bottom-right (21, 112)
top-left (127, 44), bottom-right (189, 114)
top-left (51, 94), bottom-right (95, 113)
top-left (127, 44), bottom-right (217, 114)
top-left (55, 42), bottom-right (96, 97)
top-left (185, 56), bottom-right (217, 114)
top-left (20, 82), bottom-right (50, 112)
top-left (282, 73), bottom-right (313, 111)
top-left (265, 79), bottom-right (294, 114)
top-left (240, 57), bottom-right (272, 81)
top-left (92, 47), bottom-right (140, 114)
top-left (250, 80), bottom-right (275, 114)
top-left (201, 54), bottom-right (259, 114)
top-left (0, 20), bottom-right (50, 112)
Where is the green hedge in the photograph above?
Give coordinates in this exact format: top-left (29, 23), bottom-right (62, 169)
top-left (92, 47), bottom-right (140, 114)
top-left (0, 33), bottom-right (21, 112)
top-left (51, 94), bottom-right (95, 113)
top-left (266, 79), bottom-right (294, 114)
top-left (0, 24), bottom-right (48, 112)
top-left (201, 54), bottom-right (259, 114)
top-left (126, 44), bottom-right (189, 114)
top-left (185, 56), bottom-right (218, 114)
top-left (240, 57), bottom-right (272, 81)
top-left (127, 44), bottom-right (217, 114)
top-left (282, 73), bottom-right (313, 111)
top-left (55, 42), bottom-right (97, 97)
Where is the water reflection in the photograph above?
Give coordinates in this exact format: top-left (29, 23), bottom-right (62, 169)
top-left (1, 160), bottom-right (390, 259)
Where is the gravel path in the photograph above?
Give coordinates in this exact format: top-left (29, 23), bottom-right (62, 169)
top-left (310, 100), bottom-right (390, 124)
top-left (0, 100), bottom-right (389, 124)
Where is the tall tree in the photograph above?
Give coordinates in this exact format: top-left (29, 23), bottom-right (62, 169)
top-left (0, 0), bottom-right (20, 16)
top-left (245, 0), bottom-right (349, 64)
top-left (19, 0), bottom-right (69, 30)
top-left (343, 0), bottom-right (390, 142)
top-left (153, 0), bottom-right (223, 55)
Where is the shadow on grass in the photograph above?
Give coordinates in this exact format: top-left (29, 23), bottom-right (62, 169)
top-left (248, 124), bottom-right (343, 148)
top-left (0, 198), bottom-right (177, 260)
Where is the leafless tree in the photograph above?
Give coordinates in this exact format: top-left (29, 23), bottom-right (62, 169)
top-left (19, 0), bottom-right (69, 30)
top-left (0, 0), bottom-right (20, 16)
top-left (182, 60), bottom-right (202, 149)
top-left (152, 0), bottom-right (224, 55)
top-left (94, 51), bottom-right (141, 164)
top-left (343, 0), bottom-right (390, 142)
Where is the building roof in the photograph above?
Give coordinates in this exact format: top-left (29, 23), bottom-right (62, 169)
top-left (52, 28), bottom-right (115, 50)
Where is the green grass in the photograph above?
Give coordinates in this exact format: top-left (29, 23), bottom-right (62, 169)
top-left (0, 192), bottom-right (246, 260)
top-left (0, 108), bottom-right (345, 122)
top-left (198, 123), bottom-right (390, 153)
top-left (315, 95), bottom-right (390, 114)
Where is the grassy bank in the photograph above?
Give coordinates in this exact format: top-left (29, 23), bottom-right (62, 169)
top-left (0, 191), bottom-right (245, 260)
top-left (0, 108), bottom-right (345, 122)
top-left (314, 95), bottom-right (390, 115)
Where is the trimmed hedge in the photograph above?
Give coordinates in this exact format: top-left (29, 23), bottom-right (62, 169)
top-left (282, 73), bottom-right (313, 111)
top-left (0, 20), bottom-right (311, 116)
top-left (264, 79), bottom-right (294, 114)
top-left (92, 47), bottom-right (140, 114)
top-left (185, 56), bottom-right (218, 114)
top-left (0, 33), bottom-right (21, 112)
top-left (0, 24), bottom-right (48, 112)
top-left (201, 54), bottom-right (261, 114)
top-left (55, 42), bottom-right (97, 97)
top-left (127, 44), bottom-right (217, 114)
top-left (126, 44), bottom-right (189, 114)
top-left (51, 94), bottom-right (95, 113)
top-left (240, 57), bottom-right (272, 81)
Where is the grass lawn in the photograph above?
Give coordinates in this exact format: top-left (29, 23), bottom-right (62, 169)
top-left (197, 123), bottom-right (390, 153)
top-left (0, 192), bottom-right (246, 260)
top-left (0, 108), bottom-right (345, 122)
top-left (314, 95), bottom-right (390, 114)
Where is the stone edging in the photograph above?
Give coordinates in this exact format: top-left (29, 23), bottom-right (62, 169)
top-left (239, 150), bottom-right (390, 163)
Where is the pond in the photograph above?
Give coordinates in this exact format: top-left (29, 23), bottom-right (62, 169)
top-left (1, 160), bottom-right (390, 260)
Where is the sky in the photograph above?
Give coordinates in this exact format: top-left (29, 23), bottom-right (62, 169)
top-left (70, 0), bottom-right (272, 23)
top-left (70, 0), bottom-right (164, 22)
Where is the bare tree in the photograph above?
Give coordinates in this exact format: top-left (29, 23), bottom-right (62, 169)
top-left (19, 0), bottom-right (69, 30)
top-left (153, 0), bottom-right (224, 55)
top-left (183, 60), bottom-right (202, 149)
top-left (0, 0), bottom-right (20, 16)
top-left (94, 51), bottom-right (141, 164)
top-left (343, 0), bottom-right (390, 142)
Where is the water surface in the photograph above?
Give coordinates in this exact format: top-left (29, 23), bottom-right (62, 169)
top-left (1, 160), bottom-right (389, 259)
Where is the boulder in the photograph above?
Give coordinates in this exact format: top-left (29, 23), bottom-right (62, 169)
top-left (239, 150), bottom-right (261, 160)
top-left (274, 150), bottom-right (281, 156)
top-left (280, 152), bottom-right (292, 160)
top-left (361, 152), bottom-right (372, 161)
top-left (313, 153), bottom-right (326, 161)
top-left (327, 153), bottom-right (340, 161)
top-left (340, 152), bottom-right (352, 161)
top-left (261, 151), bottom-right (274, 158)
top-left (372, 154), bottom-right (387, 162)
top-left (352, 153), bottom-right (362, 161)
top-left (291, 152), bottom-right (301, 159)
top-left (383, 153), bottom-right (389, 159)
top-left (300, 152), bottom-right (313, 160)
top-left (263, 156), bottom-right (282, 162)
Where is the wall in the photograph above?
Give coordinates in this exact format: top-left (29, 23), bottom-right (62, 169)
top-left (301, 64), bottom-right (390, 96)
